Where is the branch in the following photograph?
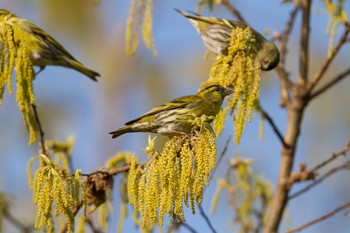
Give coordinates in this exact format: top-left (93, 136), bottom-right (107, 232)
top-left (180, 221), bottom-right (199, 233)
top-left (198, 204), bottom-right (217, 233)
top-left (275, 7), bottom-right (299, 107)
top-left (298, 0), bottom-right (311, 86)
top-left (307, 25), bottom-right (350, 93)
top-left (309, 67), bottom-right (350, 100)
top-left (263, 2), bottom-right (312, 232)
top-left (258, 105), bottom-right (289, 148)
top-left (220, 0), bottom-right (247, 25)
top-left (209, 135), bottom-right (232, 181)
top-left (59, 202), bottom-right (83, 233)
top-left (289, 161), bottom-right (350, 199)
top-left (285, 200), bottom-right (350, 233)
top-left (31, 104), bottom-right (47, 155)
top-left (3, 210), bottom-right (32, 233)
top-left (81, 162), bottom-right (148, 177)
top-left (85, 215), bottom-right (103, 233)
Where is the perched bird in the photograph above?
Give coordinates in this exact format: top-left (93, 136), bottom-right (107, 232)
top-left (0, 9), bottom-right (100, 81)
top-left (110, 85), bottom-right (232, 138)
top-left (175, 9), bottom-right (280, 71)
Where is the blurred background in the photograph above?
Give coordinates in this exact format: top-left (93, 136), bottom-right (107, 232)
top-left (0, 0), bottom-right (349, 232)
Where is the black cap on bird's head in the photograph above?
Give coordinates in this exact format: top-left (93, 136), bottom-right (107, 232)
top-left (198, 85), bottom-right (233, 98)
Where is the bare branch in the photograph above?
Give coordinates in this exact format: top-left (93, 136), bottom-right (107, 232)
top-left (309, 67), bottom-right (350, 100)
top-left (59, 202), bottom-right (83, 233)
top-left (275, 7), bottom-right (299, 107)
top-left (81, 162), bottom-right (148, 177)
top-left (180, 221), bottom-right (199, 233)
top-left (220, 0), bottom-right (247, 24)
top-left (285, 200), bottom-right (350, 233)
top-left (31, 104), bottom-right (47, 156)
top-left (3, 210), bottom-right (32, 233)
top-left (298, 0), bottom-right (312, 86)
top-left (85, 215), bottom-right (103, 233)
top-left (307, 25), bottom-right (350, 93)
top-left (209, 135), bottom-right (232, 181)
top-left (289, 161), bottom-right (350, 199)
top-left (258, 105), bottom-right (289, 148)
top-left (263, 2), bottom-right (312, 233)
top-left (198, 204), bottom-right (217, 233)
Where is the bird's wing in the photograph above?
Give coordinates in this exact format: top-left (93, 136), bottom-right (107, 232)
top-left (125, 95), bottom-right (201, 125)
top-left (29, 23), bottom-right (78, 61)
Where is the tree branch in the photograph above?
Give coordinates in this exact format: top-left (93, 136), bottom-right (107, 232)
top-left (258, 105), bottom-right (289, 148)
top-left (220, 0), bottom-right (247, 25)
top-left (289, 161), bottom-right (350, 199)
top-left (85, 215), bottom-right (103, 233)
top-left (285, 200), bottom-right (350, 233)
top-left (263, 1), bottom-right (312, 233)
top-left (3, 210), bottom-right (32, 233)
top-left (198, 204), bottom-right (217, 233)
top-left (275, 7), bottom-right (299, 107)
top-left (81, 162), bottom-right (148, 177)
top-left (307, 25), bottom-right (350, 93)
top-left (209, 135), bottom-right (232, 181)
top-left (31, 104), bottom-right (47, 156)
top-left (309, 67), bottom-right (350, 100)
top-left (181, 221), bottom-right (199, 233)
top-left (59, 202), bottom-right (83, 233)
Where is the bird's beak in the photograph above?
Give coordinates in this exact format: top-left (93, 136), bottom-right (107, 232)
top-left (224, 88), bottom-right (233, 96)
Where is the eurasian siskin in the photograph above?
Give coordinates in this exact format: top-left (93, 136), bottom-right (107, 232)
top-left (175, 9), bottom-right (280, 71)
top-left (109, 85), bottom-right (232, 138)
top-left (0, 9), bottom-right (100, 81)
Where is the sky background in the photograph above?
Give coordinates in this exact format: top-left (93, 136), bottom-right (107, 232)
top-left (0, 0), bottom-right (350, 232)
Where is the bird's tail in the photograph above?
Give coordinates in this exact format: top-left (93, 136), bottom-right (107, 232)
top-left (109, 126), bottom-right (132, 139)
top-left (70, 60), bottom-right (100, 81)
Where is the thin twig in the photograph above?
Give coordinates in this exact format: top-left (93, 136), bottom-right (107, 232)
top-left (289, 161), bottom-right (350, 199)
top-left (181, 221), bottom-right (199, 233)
top-left (220, 0), bottom-right (247, 24)
top-left (31, 104), bottom-right (47, 155)
top-left (275, 7), bottom-right (299, 107)
top-left (307, 25), bottom-right (350, 92)
top-left (59, 202), bottom-right (83, 233)
top-left (198, 204), bottom-right (217, 233)
top-left (209, 135), bottom-right (232, 181)
top-left (309, 67), bottom-right (350, 100)
top-left (81, 162), bottom-right (148, 177)
top-left (285, 200), bottom-right (350, 233)
top-left (310, 143), bottom-right (350, 172)
top-left (298, 0), bottom-right (311, 86)
top-left (259, 106), bottom-right (289, 148)
top-left (85, 215), bottom-right (103, 233)
top-left (3, 210), bottom-right (32, 233)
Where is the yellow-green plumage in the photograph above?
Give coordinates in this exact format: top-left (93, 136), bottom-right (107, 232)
top-left (110, 85), bottom-right (232, 138)
top-left (0, 9), bottom-right (100, 81)
top-left (175, 9), bottom-right (280, 71)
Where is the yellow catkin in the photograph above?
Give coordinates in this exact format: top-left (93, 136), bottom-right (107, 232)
top-left (130, 129), bottom-right (217, 228)
top-left (117, 202), bottom-right (128, 233)
top-left (142, 0), bottom-right (157, 56)
top-left (207, 27), bottom-right (261, 144)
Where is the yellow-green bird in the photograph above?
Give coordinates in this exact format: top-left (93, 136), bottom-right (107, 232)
top-left (175, 9), bottom-right (280, 71)
top-left (110, 85), bottom-right (232, 138)
top-left (0, 9), bottom-right (100, 81)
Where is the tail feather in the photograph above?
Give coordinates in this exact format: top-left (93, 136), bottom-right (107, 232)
top-left (109, 126), bottom-right (132, 139)
top-left (70, 60), bottom-right (100, 81)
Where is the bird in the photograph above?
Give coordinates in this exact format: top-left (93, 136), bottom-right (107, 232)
top-left (175, 9), bottom-right (280, 71)
top-left (0, 9), bottom-right (100, 81)
top-left (109, 85), bottom-right (233, 139)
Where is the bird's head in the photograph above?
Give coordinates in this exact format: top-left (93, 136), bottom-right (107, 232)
top-left (198, 85), bottom-right (233, 103)
top-left (259, 41), bottom-right (280, 70)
